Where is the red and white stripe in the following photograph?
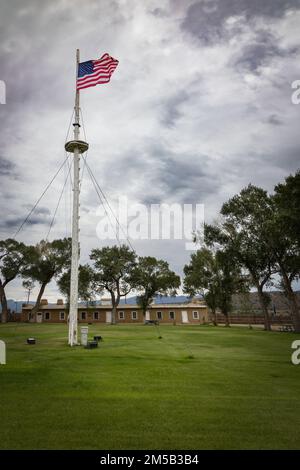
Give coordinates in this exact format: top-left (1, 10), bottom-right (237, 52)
top-left (77, 53), bottom-right (119, 91)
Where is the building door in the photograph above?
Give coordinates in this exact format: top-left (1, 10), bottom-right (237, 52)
top-left (181, 311), bottom-right (189, 323)
top-left (145, 310), bottom-right (150, 321)
top-left (106, 311), bottom-right (112, 323)
top-left (36, 312), bottom-right (43, 323)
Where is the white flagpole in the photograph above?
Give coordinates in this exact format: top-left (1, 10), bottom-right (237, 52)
top-left (68, 49), bottom-right (80, 346)
top-left (66, 49), bottom-right (88, 346)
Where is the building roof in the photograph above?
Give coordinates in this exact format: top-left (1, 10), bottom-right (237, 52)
top-left (22, 301), bottom-right (206, 310)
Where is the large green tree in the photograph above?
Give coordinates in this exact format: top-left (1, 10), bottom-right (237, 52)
top-left (183, 247), bottom-right (219, 325)
top-left (274, 171), bottom-right (300, 244)
top-left (57, 264), bottom-right (94, 307)
top-left (22, 279), bottom-right (35, 305)
top-left (131, 256), bottom-right (180, 318)
top-left (22, 238), bottom-right (71, 318)
top-left (270, 172), bottom-right (300, 331)
top-left (205, 185), bottom-right (276, 330)
top-left (204, 179), bottom-right (300, 332)
top-left (0, 239), bottom-right (29, 322)
top-left (184, 247), bottom-right (247, 326)
top-left (90, 245), bottom-right (137, 324)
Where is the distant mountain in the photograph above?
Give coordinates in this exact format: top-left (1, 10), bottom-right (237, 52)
top-left (82, 295), bottom-right (202, 306)
top-left (0, 295), bottom-right (202, 313)
top-left (0, 300), bottom-right (34, 313)
top-left (121, 295), bottom-right (202, 305)
top-left (68, 295), bottom-right (202, 306)
top-left (231, 291), bottom-right (300, 315)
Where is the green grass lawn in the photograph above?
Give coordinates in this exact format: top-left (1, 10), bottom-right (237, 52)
top-left (0, 323), bottom-right (299, 450)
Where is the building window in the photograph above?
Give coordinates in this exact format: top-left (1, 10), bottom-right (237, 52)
top-left (44, 312), bottom-right (50, 320)
top-left (169, 311), bottom-right (175, 320)
top-left (119, 311), bottom-right (125, 320)
top-left (157, 311), bottom-right (162, 320)
top-left (193, 311), bottom-right (199, 319)
top-left (132, 311), bottom-right (138, 320)
top-left (59, 311), bottom-right (65, 321)
top-left (94, 311), bottom-right (99, 320)
top-left (81, 311), bottom-right (86, 320)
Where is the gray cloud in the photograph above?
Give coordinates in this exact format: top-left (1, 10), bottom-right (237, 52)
top-left (0, 204), bottom-right (52, 232)
top-left (102, 141), bottom-right (221, 206)
top-left (266, 114), bottom-right (283, 126)
top-left (161, 91), bottom-right (189, 128)
top-left (22, 206), bottom-right (51, 216)
top-left (0, 156), bottom-right (17, 177)
top-left (181, 0), bottom-right (300, 45)
top-left (269, 147), bottom-right (300, 172)
top-left (150, 7), bottom-right (168, 18)
top-left (0, 214), bottom-right (51, 230)
top-left (159, 163), bottom-right (217, 203)
top-left (233, 30), bottom-right (298, 73)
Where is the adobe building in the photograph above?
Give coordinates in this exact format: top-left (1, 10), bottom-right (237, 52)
top-left (21, 297), bottom-right (209, 325)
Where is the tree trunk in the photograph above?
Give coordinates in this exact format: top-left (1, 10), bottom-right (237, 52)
top-left (288, 293), bottom-right (300, 333)
top-left (223, 311), bottom-right (230, 327)
top-left (211, 308), bottom-right (218, 326)
top-left (257, 285), bottom-right (271, 331)
top-left (30, 282), bottom-right (47, 319)
top-left (111, 304), bottom-right (117, 324)
top-left (110, 291), bottom-right (119, 325)
top-left (279, 266), bottom-right (300, 333)
top-left (0, 282), bottom-right (8, 323)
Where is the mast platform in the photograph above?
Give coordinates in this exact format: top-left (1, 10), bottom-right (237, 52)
top-left (65, 140), bottom-right (89, 154)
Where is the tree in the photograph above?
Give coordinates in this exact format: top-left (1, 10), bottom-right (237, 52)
top-left (22, 238), bottom-right (71, 318)
top-left (0, 239), bottom-right (28, 323)
top-left (184, 247), bottom-right (247, 327)
top-left (205, 185), bottom-right (276, 330)
top-left (57, 264), bottom-right (94, 307)
top-left (22, 279), bottom-right (35, 304)
top-left (233, 292), bottom-right (256, 316)
top-left (131, 256), bottom-right (180, 318)
top-left (215, 250), bottom-right (248, 326)
top-left (274, 171), bottom-right (300, 244)
top-left (90, 245), bottom-right (137, 324)
top-left (270, 172), bottom-right (300, 332)
top-left (184, 248), bottom-right (219, 325)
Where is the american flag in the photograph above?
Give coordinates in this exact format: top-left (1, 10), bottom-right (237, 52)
top-left (77, 53), bottom-right (119, 91)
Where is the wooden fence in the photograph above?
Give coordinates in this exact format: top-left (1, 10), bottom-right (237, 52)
top-left (212, 313), bottom-right (293, 325)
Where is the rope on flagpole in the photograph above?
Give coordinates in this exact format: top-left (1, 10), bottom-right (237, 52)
top-left (82, 156), bottom-right (135, 253)
top-left (13, 156), bottom-right (70, 238)
top-left (79, 108), bottom-right (89, 192)
top-left (46, 161), bottom-right (72, 241)
top-left (83, 157), bottom-right (122, 247)
top-left (79, 108), bottom-right (135, 252)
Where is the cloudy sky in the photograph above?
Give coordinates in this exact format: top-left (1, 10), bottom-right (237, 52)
top-left (1, 0), bottom-right (300, 301)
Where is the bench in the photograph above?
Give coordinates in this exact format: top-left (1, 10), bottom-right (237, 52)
top-left (93, 335), bottom-right (103, 342)
top-left (85, 340), bottom-right (98, 349)
top-left (279, 325), bottom-right (294, 332)
top-left (27, 338), bottom-right (36, 345)
top-left (144, 320), bottom-right (159, 326)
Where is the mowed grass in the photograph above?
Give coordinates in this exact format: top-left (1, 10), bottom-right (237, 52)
top-left (0, 323), bottom-right (299, 450)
